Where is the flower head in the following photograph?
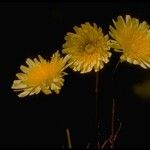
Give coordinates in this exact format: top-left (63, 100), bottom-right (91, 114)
top-left (12, 51), bottom-right (69, 97)
top-left (109, 15), bottom-right (150, 69)
top-left (62, 22), bottom-right (111, 73)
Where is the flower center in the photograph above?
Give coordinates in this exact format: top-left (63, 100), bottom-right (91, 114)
top-left (85, 43), bottom-right (94, 53)
top-left (25, 63), bottom-right (53, 86)
top-left (124, 37), bottom-right (150, 58)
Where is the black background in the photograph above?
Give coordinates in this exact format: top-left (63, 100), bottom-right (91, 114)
top-left (0, 1), bottom-right (150, 148)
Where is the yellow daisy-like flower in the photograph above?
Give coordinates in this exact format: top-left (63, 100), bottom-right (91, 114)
top-left (62, 22), bottom-right (111, 73)
top-left (109, 15), bottom-right (150, 69)
top-left (12, 51), bottom-right (69, 97)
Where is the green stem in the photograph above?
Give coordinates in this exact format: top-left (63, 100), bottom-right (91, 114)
top-left (66, 128), bottom-right (72, 149)
top-left (110, 60), bottom-right (120, 149)
top-left (111, 98), bottom-right (115, 149)
top-left (95, 71), bottom-right (100, 144)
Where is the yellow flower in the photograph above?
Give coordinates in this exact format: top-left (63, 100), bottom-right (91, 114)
top-left (109, 15), bottom-right (150, 69)
top-left (12, 51), bottom-right (69, 97)
top-left (62, 22), bottom-right (111, 73)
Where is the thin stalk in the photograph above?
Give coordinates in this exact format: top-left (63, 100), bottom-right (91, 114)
top-left (110, 60), bottom-right (120, 148)
top-left (110, 98), bottom-right (115, 148)
top-left (95, 71), bottom-right (100, 144)
top-left (66, 128), bottom-right (72, 149)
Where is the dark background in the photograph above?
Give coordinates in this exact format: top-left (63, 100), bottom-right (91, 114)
top-left (0, 1), bottom-right (150, 148)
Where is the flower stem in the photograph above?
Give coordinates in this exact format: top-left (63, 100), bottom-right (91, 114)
top-left (66, 128), bottom-right (72, 149)
top-left (110, 98), bottom-right (115, 148)
top-left (95, 71), bottom-right (100, 144)
top-left (110, 60), bottom-right (120, 148)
